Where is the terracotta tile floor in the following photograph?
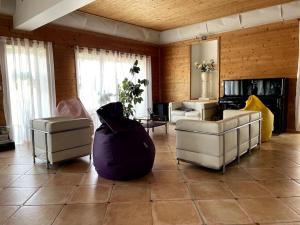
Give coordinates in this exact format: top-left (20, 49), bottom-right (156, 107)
top-left (1, 125), bottom-right (300, 224)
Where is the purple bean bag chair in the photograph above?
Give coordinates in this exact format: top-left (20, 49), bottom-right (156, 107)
top-left (93, 102), bottom-right (155, 180)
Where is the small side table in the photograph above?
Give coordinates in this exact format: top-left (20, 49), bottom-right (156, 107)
top-left (136, 117), bottom-right (168, 134)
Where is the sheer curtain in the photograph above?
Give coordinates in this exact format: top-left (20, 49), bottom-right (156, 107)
top-left (0, 37), bottom-right (56, 144)
top-left (75, 47), bottom-right (152, 128)
top-left (296, 21), bottom-right (300, 131)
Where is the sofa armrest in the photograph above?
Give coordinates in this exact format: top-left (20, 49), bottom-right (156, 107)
top-left (32, 117), bottom-right (91, 133)
top-left (193, 102), bottom-right (217, 110)
top-left (169, 102), bottom-right (183, 110)
top-left (223, 110), bottom-right (261, 121)
top-left (223, 110), bottom-right (249, 119)
top-left (176, 118), bottom-right (238, 134)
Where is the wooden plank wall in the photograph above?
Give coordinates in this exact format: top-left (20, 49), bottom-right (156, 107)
top-left (160, 44), bottom-right (191, 101)
top-left (160, 20), bottom-right (299, 131)
top-left (0, 15), bottom-right (160, 125)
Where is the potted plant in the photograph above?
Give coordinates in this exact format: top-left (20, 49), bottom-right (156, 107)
top-left (119, 60), bottom-right (149, 118)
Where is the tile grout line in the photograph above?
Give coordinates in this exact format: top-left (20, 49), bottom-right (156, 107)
top-left (278, 197), bottom-right (300, 218)
top-left (2, 185), bottom-right (41, 225)
top-left (50, 204), bottom-right (65, 225)
top-left (192, 199), bottom-right (207, 225)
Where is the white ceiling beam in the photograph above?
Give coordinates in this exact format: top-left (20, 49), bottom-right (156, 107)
top-left (0, 0), bottom-right (16, 15)
top-left (206, 14), bottom-right (241, 34)
top-left (282, 0), bottom-right (300, 20)
top-left (52, 11), bottom-right (160, 44)
top-left (160, 22), bottom-right (207, 44)
top-left (13, 0), bottom-right (95, 31)
top-left (240, 5), bottom-right (282, 28)
top-left (160, 0), bottom-right (300, 44)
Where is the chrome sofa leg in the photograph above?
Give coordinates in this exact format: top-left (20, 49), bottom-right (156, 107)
top-left (248, 124), bottom-right (252, 154)
top-left (45, 133), bottom-right (50, 169)
top-left (31, 129), bottom-right (36, 164)
top-left (258, 119), bottom-right (262, 150)
top-left (237, 128), bottom-right (240, 164)
top-left (222, 134), bottom-right (226, 174)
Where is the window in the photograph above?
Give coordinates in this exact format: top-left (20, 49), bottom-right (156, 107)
top-left (0, 38), bottom-right (56, 144)
top-left (75, 47), bottom-right (152, 128)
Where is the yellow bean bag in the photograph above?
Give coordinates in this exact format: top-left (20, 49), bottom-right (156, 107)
top-left (242, 95), bottom-right (274, 142)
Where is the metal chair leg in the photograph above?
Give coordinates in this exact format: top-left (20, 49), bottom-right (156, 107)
top-left (45, 133), bottom-right (50, 169)
top-left (31, 129), bottom-right (36, 164)
top-left (248, 124), bottom-right (252, 154)
top-left (222, 134), bottom-right (226, 174)
top-left (237, 128), bottom-right (240, 164)
top-left (258, 119), bottom-right (262, 150)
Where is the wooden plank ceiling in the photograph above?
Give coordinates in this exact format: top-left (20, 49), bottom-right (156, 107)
top-left (79, 0), bottom-right (293, 31)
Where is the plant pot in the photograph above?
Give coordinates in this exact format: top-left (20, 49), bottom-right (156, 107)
top-left (201, 72), bottom-right (210, 98)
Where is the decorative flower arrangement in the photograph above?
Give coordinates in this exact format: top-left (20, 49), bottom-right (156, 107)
top-left (194, 59), bottom-right (215, 72)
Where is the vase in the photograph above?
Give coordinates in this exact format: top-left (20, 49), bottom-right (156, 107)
top-left (201, 72), bottom-right (210, 98)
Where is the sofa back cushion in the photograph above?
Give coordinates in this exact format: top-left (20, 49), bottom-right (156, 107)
top-left (176, 117), bottom-right (238, 134)
top-left (182, 102), bottom-right (195, 109)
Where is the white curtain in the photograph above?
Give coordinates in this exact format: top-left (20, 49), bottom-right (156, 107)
top-left (0, 37), bottom-right (56, 144)
top-left (75, 47), bottom-right (152, 128)
top-left (296, 21), bottom-right (300, 131)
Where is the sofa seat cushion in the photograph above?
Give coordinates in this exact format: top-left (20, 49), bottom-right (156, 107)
top-left (185, 111), bottom-right (200, 118)
top-left (32, 117), bottom-right (90, 133)
top-left (171, 110), bottom-right (185, 116)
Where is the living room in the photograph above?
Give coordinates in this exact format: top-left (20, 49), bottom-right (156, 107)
top-left (0, 0), bottom-right (300, 224)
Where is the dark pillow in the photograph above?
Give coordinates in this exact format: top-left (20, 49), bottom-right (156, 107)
top-left (184, 108), bottom-right (194, 112)
top-left (175, 107), bottom-right (194, 112)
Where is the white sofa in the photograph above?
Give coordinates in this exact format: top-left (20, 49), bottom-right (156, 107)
top-left (169, 101), bottom-right (217, 123)
top-left (176, 110), bottom-right (262, 172)
top-left (31, 117), bottom-right (93, 168)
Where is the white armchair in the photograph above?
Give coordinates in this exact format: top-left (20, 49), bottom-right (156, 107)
top-left (176, 110), bottom-right (261, 172)
top-left (31, 117), bottom-right (93, 168)
top-left (169, 100), bottom-right (217, 123)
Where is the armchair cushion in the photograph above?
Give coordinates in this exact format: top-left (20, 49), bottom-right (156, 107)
top-left (169, 100), bottom-right (217, 123)
top-left (171, 110), bottom-right (186, 116)
top-left (170, 102), bottom-right (182, 110)
top-left (32, 117), bottom-right (90, 133)
top-left (185, 111), bottom-right (200, 118)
